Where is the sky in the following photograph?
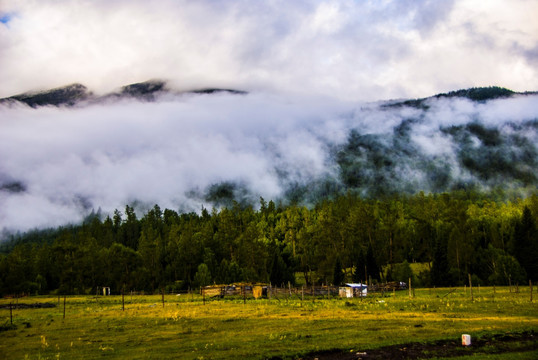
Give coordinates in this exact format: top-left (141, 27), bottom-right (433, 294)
top-left (0, 0), bottom-right (537, 234)
top-left (1, 0), bottom-right (537, 100)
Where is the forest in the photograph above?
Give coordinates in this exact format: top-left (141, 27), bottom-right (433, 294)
top-left (0, 190), bottom-right (537, 296)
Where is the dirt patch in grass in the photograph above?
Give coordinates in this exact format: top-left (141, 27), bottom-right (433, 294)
top-left (301, 330), bottom-right (537, 359)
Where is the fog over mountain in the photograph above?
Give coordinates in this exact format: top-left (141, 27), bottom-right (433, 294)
top-left (1, 84), bottom-right (537, 234)
top-left (1, 1), bottom-right (538, 235)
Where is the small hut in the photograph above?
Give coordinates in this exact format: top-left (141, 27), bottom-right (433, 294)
top-left (339, 283), bottom-right (368, 298)
top-left (201, 283), bottom-right (268, 299)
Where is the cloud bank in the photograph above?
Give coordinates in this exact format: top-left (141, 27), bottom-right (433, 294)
top-left (1, 91), bottom-right (537, 233)
top-left (1, 0), bottom-right (537, 100)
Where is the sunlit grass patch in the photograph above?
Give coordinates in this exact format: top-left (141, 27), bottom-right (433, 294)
top-left (0, 287), bottom-right (536, 359)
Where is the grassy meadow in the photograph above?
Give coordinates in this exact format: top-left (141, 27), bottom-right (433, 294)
top-left (1, 286), bottom-right (537, 359)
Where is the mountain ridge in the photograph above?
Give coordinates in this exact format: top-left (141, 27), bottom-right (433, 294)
top-left (0, 80), bottom-right (248, 108)
top-left (383, 86), bottom-right (538, 109)
top-left (1, 82), bottom-right (535, 109)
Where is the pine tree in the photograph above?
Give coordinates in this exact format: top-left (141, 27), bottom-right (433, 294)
top-left (333, 256), bottom-right (345, 286)
top-left (366, 243), bottom-right (380, 281)
top-left (514, 206), bottom-right (537, 280)
top-left (431, 237), bottom-right (451, 286)
top-left (352, 248), bottom-right (366, 283)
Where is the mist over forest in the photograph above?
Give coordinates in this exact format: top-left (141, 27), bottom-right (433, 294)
top-left (1, 83), bottom-right (538, 295)
top-left (0, 84), bottom-right (537, 235)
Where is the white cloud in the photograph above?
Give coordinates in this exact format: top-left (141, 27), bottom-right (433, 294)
top-left (0, 93), bottom-right (354, 231)
top-left (1, 0), bottom-right (537, 234)
top-left (1, 91), bottom-right (538, 232)
top-left (0, 0), bottom-right (536, 100)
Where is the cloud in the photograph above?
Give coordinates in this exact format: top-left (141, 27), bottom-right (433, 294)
top-left (1, 91), bottom-right (537, 233)
top-left (0, 92), bottom-right (349, 231)
top-left (0, 0), bottom-right (537, 234)
top-left (0, 0), bottom-right (536, 100)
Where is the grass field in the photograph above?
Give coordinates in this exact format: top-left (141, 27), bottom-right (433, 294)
top-left (1, 287), bottom-right (537, 359)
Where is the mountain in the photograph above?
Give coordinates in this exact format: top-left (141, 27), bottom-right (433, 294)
top-left (3, 82), bottom-right (535, 110)
top-left (383, 86), bottom-right (537, 109)
top-left (0, 83), bottom-right (537, 232)
top-left (0, 80), bottom-right (247, 108)
top-left (106, 80), bottom-right (169, 101)
top-left (1, 83), bottom-right (91, 108)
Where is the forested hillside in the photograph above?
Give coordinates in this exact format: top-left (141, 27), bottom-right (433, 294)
top-left (1, 191), bottom-right (536, 296)
top-left (1, 85), bottom-right (537, 296)
top-left (2, 85), bottom-right (537, 234)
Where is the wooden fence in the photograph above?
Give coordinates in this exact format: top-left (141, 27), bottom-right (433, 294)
top-left (201, 284), bottom-right (341, 299)
top-left (201, 282), bottom-right (407, 300)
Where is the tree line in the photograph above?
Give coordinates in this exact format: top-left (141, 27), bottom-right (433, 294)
top-left (1, 191), bottom-right (536, 296)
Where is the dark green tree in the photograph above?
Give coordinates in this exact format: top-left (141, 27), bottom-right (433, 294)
top-left (269, 251), bottom-right (294, 286)
top-left (333, 256), bottom-right (345, 286)
top-left (366, 243), bottom-right (380, 281)
top-left (513, 206), bottom-right (537, 280)
top-left (392, 260), bottom-right (414, 284)
top-left (107, 243), bottom-right (142, 293)
top-left (194, 263), bottom-right (211, 288)
top-left (485, 245), bottom-right (526, 285)
top-left (431, 237), bottom-right (452, 286)
top-left (352, 248), bottom-right (367, 283)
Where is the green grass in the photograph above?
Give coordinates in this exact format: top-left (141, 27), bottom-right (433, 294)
top-left (1, 287), bottom-right (536, 359)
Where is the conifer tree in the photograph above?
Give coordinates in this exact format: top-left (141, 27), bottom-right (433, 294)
top-left (366, 243), bottom-right (380, 281)
top-left (352, 248), bottom-right (366, 283)
top-left (333, 256), bottom-right (345, 286)
top-left (514, 206), bottom-right (537, 280)
top-left (431, 237), bottom-right (451, 286)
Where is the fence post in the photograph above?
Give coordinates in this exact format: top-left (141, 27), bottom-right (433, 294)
top-left (530, 280), bottom-right (533, 302)
top-left (122, 286), bottom-right (125, 311)
top-left (408, 277), bottom-right (412, 298)
top-left (382, 282), bottom-right (385, 298)
top-left (468, 274), bottom-right (473, 301)
top-left (9, 302), bottom-right (13, 325)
